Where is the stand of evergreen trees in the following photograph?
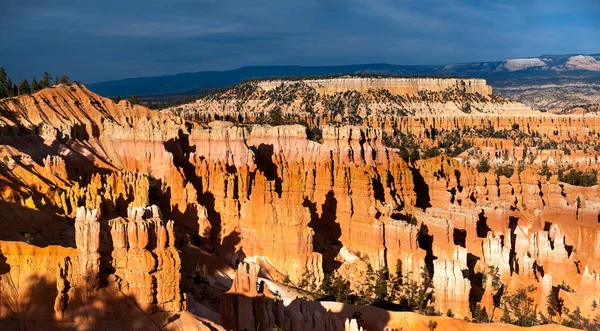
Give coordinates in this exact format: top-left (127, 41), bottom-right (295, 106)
top-left (0, 67), bottom-right (70, 98)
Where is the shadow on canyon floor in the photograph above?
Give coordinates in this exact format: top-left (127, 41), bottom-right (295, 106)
top-left (0, 258), bottom-right (163, 331)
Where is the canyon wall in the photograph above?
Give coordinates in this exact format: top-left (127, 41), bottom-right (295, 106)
top-left (1, 83), bottom-right (600, 329)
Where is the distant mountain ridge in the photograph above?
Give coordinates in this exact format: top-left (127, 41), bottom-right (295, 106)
top-left (86, 54), bottom-right (600, 98)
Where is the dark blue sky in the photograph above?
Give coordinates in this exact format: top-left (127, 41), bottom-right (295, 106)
top-left (1, 0), bottom-right (599, 83)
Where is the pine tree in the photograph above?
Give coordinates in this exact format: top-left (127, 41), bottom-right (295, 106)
top-left (55, 77), bottom-right (60, 85)
top-left (547, 288), bottom-right (563, 322)
top-left (18, 79), bottom-right (31, 95)
top-left (6, 77), bottom-right (13, 97)
top-left (41, 72), bottom-right (52, 88)
top-left (0, 67), bottom-right (7, 98)
top-left (500, 285), bottom-right (539, 326)
top-left (417, 267), bottom-right (435, 314)
top-left (59, 74), bottom-right (69, 84)
top-left (31, 78), bottom-right (40, 93)
top-left (130, 94), bottom-right (139, 105)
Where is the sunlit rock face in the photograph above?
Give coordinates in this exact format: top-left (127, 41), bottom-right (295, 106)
top-left (1, 82), bottom-right (600, 329)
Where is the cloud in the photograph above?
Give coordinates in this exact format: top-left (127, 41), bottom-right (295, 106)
top-left (96, 21), bottom-right (245, 38)
top-left (0, 0), bottom-right (598, 82)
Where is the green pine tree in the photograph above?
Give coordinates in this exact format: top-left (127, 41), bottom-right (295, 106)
top-left (18, 79), bottom-right (31, 95)
top-left (6, 77), bottom-right (13, 97)
top-left (31, 78), bottom-right (40, 93)
top-left (41, 72), bottom-right (52, 88)
top-left (0, 67), bottom-right (7, 98)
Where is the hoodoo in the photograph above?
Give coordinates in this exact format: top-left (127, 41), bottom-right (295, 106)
top-left (1, 80), bottom-right (599, 330)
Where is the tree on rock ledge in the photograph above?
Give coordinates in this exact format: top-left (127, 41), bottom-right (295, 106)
top-left (130, 94), bottom-right (140, 105)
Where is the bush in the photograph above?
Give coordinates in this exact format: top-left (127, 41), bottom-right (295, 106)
top-left (495, 165), bottom-right (514, 178)
top-left (476, 159), bottom-right (491, 173)
top-left (306, 127), bottom-right (323, 142)
top-left (161, 311), bottom-right (169, 326)
top-left (538, 163), bottom-right (552, 179)
top-left (559, 169), bottom-right (598, 187)
top-left (23, 232), bottom-right (33, 244)
top-left (193, 263), bottom-right (209, 285)
top-left (268, 107), bottom-right (284, 126)
top-left (428, 320), bottom-right (438, 331)
top-left (423, 147), bottom-right (440, 159)
top-left (408, 216), bottom-right (418, 226)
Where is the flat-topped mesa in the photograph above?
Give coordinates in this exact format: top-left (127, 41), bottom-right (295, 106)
top-left (257, 77), bottom-right (492, 96)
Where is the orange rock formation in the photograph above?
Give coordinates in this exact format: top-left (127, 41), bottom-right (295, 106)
top-left (1, 82), bottom-right (599, 330)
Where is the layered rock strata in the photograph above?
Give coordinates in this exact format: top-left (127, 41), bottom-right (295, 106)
top-left (2, 84), bottom-right (600, 329)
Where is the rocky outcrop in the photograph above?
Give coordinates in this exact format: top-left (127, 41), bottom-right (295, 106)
top-left (220, 262), bottom-right (285, 330)
top-left (432, 248), bottom-right (471, 317)
top-left (221, 261), bottom-right (349, 331)
top-left (109, 205), bottom-right (184, 313)
top-left (74, 207), bottom-right (100, 296)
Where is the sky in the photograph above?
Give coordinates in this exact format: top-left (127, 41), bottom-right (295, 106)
top-left (1, 0), bottom-right (599, 83)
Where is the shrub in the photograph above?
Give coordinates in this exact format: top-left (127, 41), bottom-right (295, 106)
top-left (538, 163), bottom-right (552, 179)
top-left (559, 169), bottom-right (598, 187)
top-left (428, 320), bottom-right (438, 331)
top-left (306, 127), bottom-right (323, 143)
top-left (495, 165), bottom-right (514, 178)
top-left (409, 216), bottom-right (418, 226)
top-left (268, 107), bottom-right (284, 126)
top-left (423, 147), bottom-right (440, 159)
top-left (161, 311), bottom-right (169, 326)
top-left (193, 263), bottom-right (209, 285)
top-left (476, 159), bottom-right (491, 173)
top-left (23, 232), bottom-right (33, 244)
